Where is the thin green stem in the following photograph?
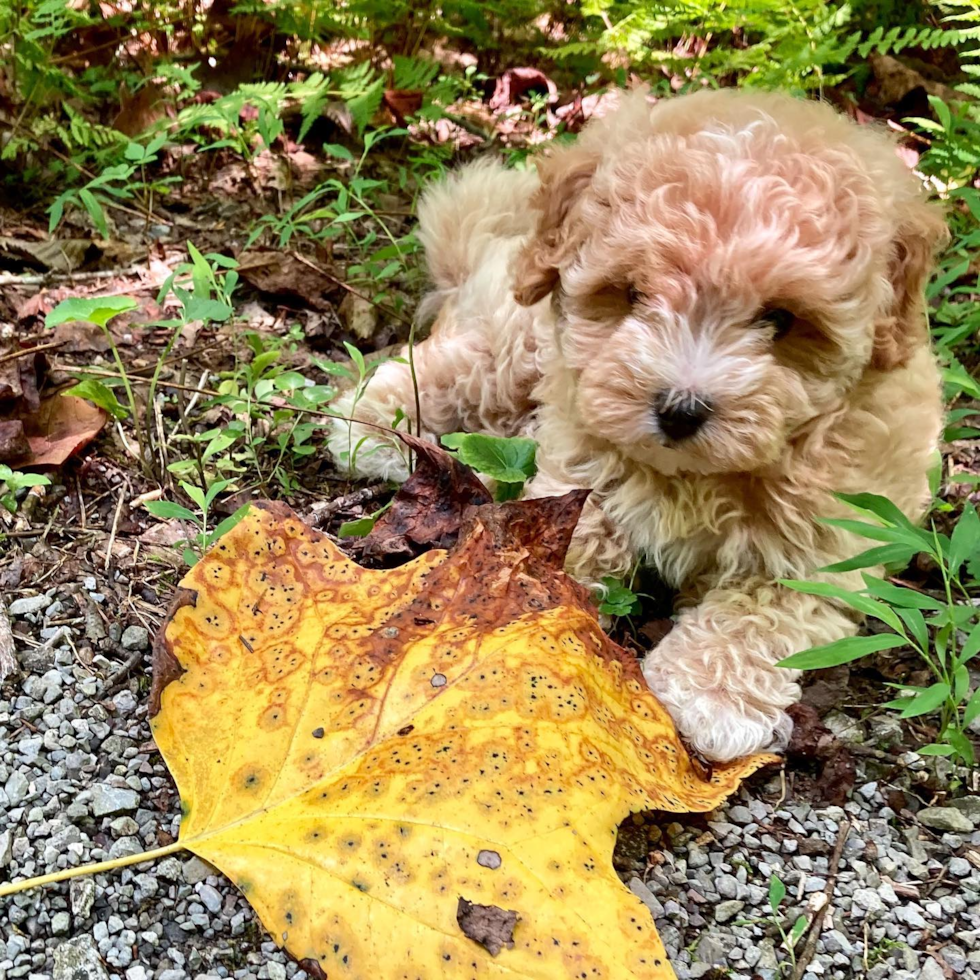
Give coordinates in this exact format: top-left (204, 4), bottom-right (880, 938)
top-left (102, 329), bottom-right (145, 471)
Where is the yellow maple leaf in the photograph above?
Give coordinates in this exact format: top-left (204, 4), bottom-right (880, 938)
top-left (0, 492), bottom-right (775, 978)
top-left (150, 495), bottom-right (773, 979)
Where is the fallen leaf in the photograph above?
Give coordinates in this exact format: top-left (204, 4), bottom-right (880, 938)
top-left (237, 251), bottom-right (334, 310)
top-left (51, 319), bottom-right (111, 354)
top-left (361, 432), bottom-right (491, 559)
top-left (0, 237), bottom-right (98, 274)
top-left (383, 89), bottom-right (423, 125)
top-left (0, 420), bottom-right (31, 461)
top-left (22, 394), bottom-right (107, 467)
top-left (339, 292), bottom-right (378, 341)
top-left (149, 490), bottom-right (775, 978)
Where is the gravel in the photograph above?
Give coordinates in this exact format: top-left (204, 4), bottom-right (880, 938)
top-left (3, 590), bottom-right (980, 980)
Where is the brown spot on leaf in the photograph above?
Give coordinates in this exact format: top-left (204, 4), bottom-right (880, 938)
top-left (456, 897), bottom-right (518, 956)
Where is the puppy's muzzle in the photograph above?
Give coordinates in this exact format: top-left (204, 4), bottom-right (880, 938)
top-left (654, 391), bottom-right (713, 442)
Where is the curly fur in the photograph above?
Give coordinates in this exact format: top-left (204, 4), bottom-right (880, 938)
top-left (327, 88), bottom-right (947, 761)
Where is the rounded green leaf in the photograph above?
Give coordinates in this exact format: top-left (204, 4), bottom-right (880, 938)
top-left (46, 296), bottom-right (139, 330)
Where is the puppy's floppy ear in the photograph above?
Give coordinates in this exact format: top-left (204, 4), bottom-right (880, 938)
top-left (871, 200), bottom-right (948, 371)
top-left (512, 145), bottom-right (598, 307)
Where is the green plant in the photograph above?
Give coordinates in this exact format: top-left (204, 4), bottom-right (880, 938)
top-left (732, 873), bottom-right (807, 975)
top-left (440, 432), bottom-right (538, 501)
top-left (338, 499), bottom-right (394, 537)
top-left (46, 294), bottom-right (142, 449)
top-left (47, 135), bottom-right (175, 237)
top-left (186, 330), bottom-right (336, 491)
top-left (0, 465), bottom-right (51, 514)
top-left (49, 245), bottom-right (237, 480)
top-left (144, 479), bottom-right (250, 566)
top-left (767, 874), bottom-right (808, 971)
top-left (778, 492), bottom-right (980, 764)
top-left (596, 577), bottom-right (643, 618)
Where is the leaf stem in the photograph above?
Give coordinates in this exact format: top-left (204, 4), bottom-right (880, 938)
top-left (0, 842), bottom-right (185, 898)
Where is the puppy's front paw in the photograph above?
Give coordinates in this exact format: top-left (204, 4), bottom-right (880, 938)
top-left (643, 662), bottom-right (792, 762)
top-left (325, 396), bottom-right (410, 482)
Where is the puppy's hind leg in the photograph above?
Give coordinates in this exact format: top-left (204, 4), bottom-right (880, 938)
top-left (642, 581), bottom-right (857, 761)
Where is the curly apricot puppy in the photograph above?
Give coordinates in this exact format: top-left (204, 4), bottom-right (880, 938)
top-left (328, 89), bottom-right (947, 761)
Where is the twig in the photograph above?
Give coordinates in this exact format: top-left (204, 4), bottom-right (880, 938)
top-left (789, 819), bottom-right (851, 980)
top-left (100, 648), bottom-right (146, 700)
top-left (104, 482), bottom-right (128, 572)
top-left (0, 341), bottom-right (64, 365)
top-left (0, 267), bottom-right (148, 288)
top-left (0, 603), bottom-right (17, 686)
top-left (76, 475), bottom-right (87, 532)
top-left (306, 484), bottom-right (389, 528)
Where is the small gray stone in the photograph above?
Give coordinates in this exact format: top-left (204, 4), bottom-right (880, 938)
top-left (714, 900), bottom-right (744, 923)
top-left (895, 904), bottom-right (927, 929)
top-left (948, 856), bottom-right (971, 877)
top-left (182, 856), bottom-right (215, 884)
top-left (51, 911), bottom-right (71, 935)
top-left (53, 936), bottom-right (108, 980)
top-left (823, 930), bottom-right (854, 955)
top-left (90, 783), bottom-right (140, 817)
top-left (628, 878), bottom-right (664, 918)
top-left (156, 858), bottom-right (182, 880)
top-left (197, 883), bottom-right (223, 914)
top-left (268, 963), bottom-right (286, 980)
top-left (4, 770), bottom-right (30, 805)
top-left (853, 888), bottom-right (885, 913)
top-left (108, 816), bottom-right (139, 837)
top-left (950, 796), bottom-right (980, 823)
top-left (727, 805), bottom-right (754, 825)
top-left (918, 807), bottom-right (974, 833)
top-left (8, 595), bottom-right (51, 616)
top-left (71, 878), bottom-right (96, 918)
top-left (0, 829), bottom-right (12, 867)
top-left (108, 836), bottom-right (145, 860)
top-left (920, 958), bottom-right (946, 980)
top-left (695, 932), bottom-right (736, 964)
top-left (120, 625), bottom-right (150, 651)
top-left (716, 874), bottom-right (739, 899)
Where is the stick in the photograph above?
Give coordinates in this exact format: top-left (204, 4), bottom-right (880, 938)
top-left (0, 842), bottom-right (185, 897)
top-left (100, 648), bottom-right (146, 700)
top-left (789, 819), bottom-right (851, 980)
top-left (0, 603), bottom-right (16, 686)
top-left (307, 484), bottom-right (389, 528)
top-left (0, 341), bottom-right (65, 365)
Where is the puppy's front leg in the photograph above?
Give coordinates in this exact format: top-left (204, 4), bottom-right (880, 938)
top-left (327, 335), bottom-right (490, 481)
top-left (642, 580), bottom-right (857, 762)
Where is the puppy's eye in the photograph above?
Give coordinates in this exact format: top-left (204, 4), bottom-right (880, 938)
top-left (626, 284), bottom-right (647, 306)
top-left (759, 307), bottom-right (795, 340)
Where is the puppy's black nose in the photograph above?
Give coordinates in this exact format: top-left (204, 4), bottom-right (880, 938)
top-left (654, 393), bottom-right (712, 442)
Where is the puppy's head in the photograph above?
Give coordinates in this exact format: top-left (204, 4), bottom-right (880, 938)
top-left (515, 89), bottom-right (947, 474)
